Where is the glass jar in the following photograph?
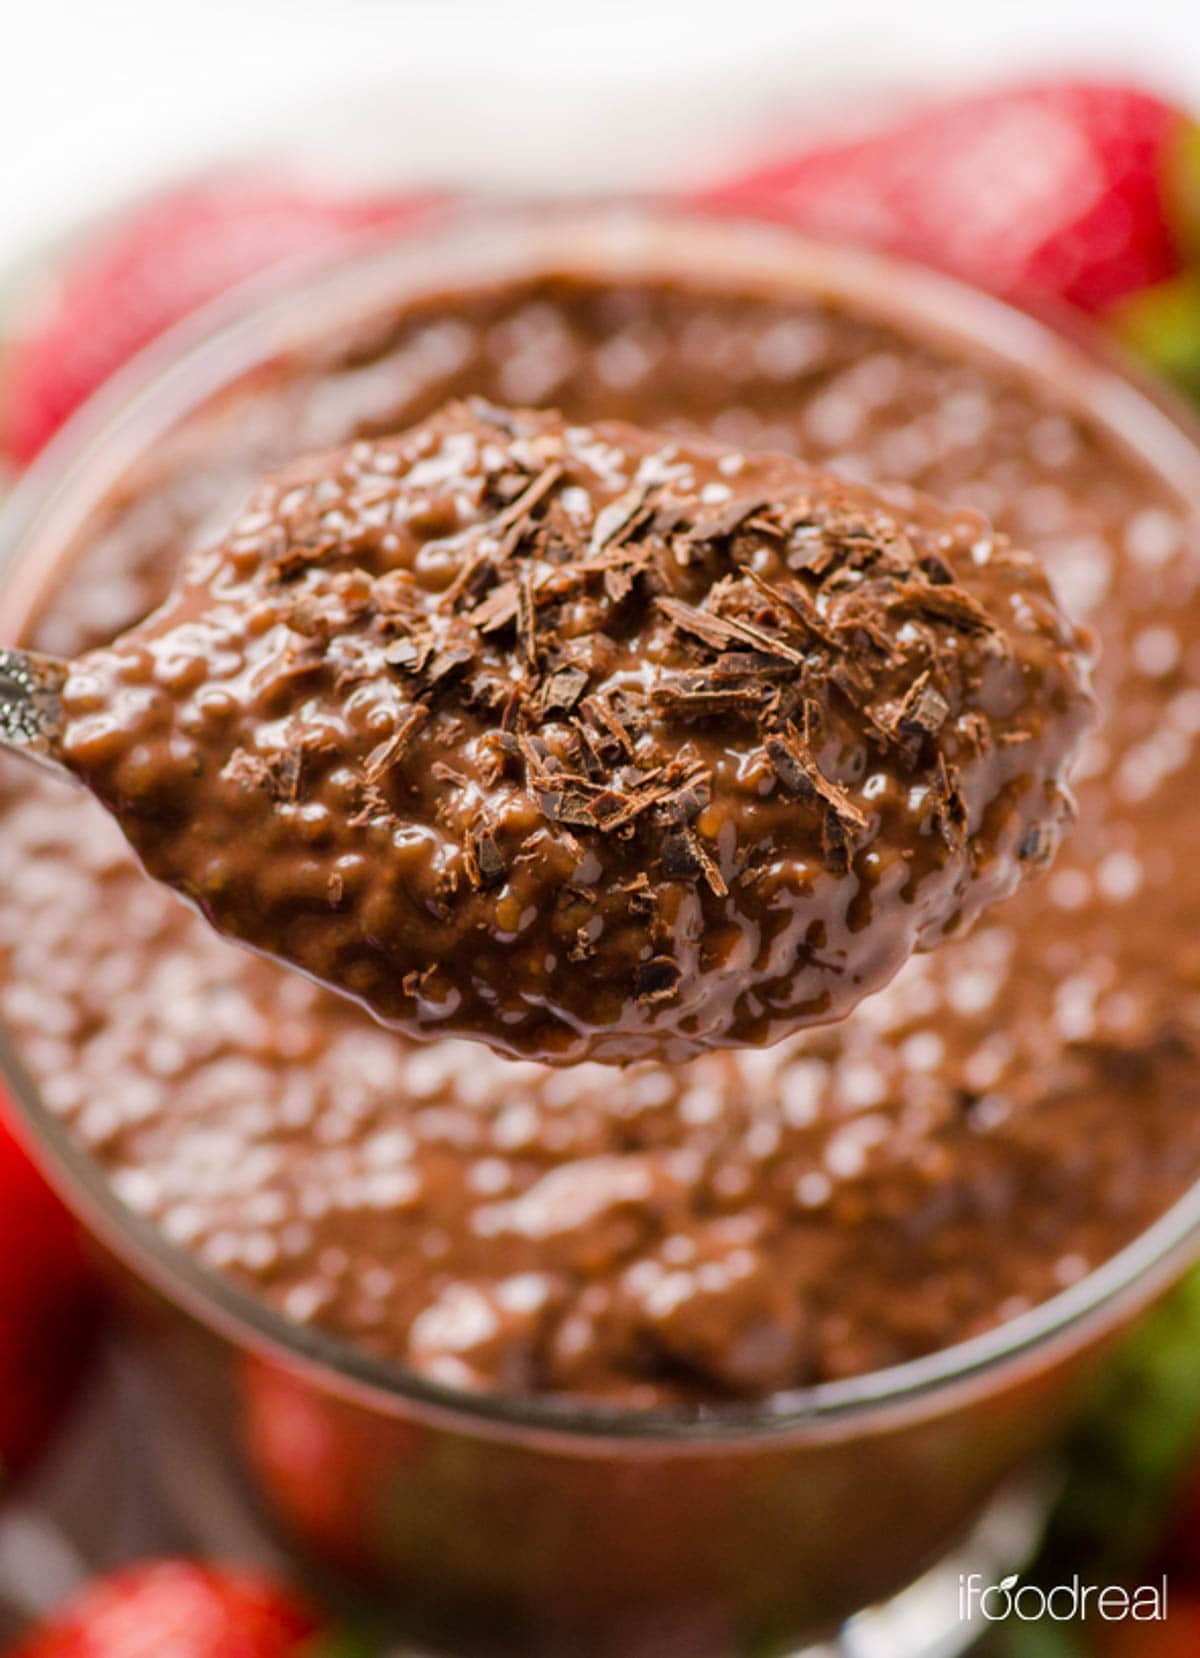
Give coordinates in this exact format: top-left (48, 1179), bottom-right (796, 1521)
top-left (3, 205), bottom-right (1200, 1658)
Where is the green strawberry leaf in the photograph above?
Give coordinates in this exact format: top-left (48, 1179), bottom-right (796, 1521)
top-left (1030, 1265), bottom-right (1200, 1588)
top-left (304, 1627), bottom-right (386, 1658)
top-left (1110, 272), bottom-right (1200, 398)
top-left (989, 1621), bottom-right (1088, 1658)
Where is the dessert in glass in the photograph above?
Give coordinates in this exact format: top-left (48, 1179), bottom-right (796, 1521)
top-left (2, 206), bottom-right (1200, 1658)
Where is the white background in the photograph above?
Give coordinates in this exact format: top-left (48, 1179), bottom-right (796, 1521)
top-left (5, 0), bottom-right (1200, 252)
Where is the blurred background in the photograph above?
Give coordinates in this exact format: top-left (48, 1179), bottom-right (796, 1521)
top-left (7, 0), bottom-right (1200, 245)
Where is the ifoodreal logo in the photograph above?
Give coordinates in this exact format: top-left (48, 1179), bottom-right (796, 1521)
top-left (959, 1571), bottom-right (1169, 1624)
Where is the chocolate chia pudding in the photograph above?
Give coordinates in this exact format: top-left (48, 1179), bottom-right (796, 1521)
top-left (55, 400), bottom-right (1093, 1065)
top-left (2, 215), bottom-right (1199, 1408)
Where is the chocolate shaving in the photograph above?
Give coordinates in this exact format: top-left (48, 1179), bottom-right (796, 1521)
top-left (661, 825), bottom-right (702, 878)
top-left (384, 635), bottom-right (431, 673)
top-left (621, 871), bottom-right (658, 917)
top-left (221, 746), bottom-right (303, 804)
top-left (363, 705), bottom-right (429, 783)
top-left (656, 595), bottom-right (750, 654)
top-left (894, 671), bottom-right (950, 739)
top-left (891, 581), bottom-right (998, 636)
top-left (589, 484), bottom-right (654, 555)
top-left (931, 755), bottom-right (969, 848)
top-left (920, 552), bottom-right (955, 586)
top-left (538, 787), bottom-right (607, 829)
top-left (800, 696), bottom-right (825, 750)
top-left (468, 581), bottom-right (520, 634)
top-left (424, 647), bottom-right (474, 688)
top-left (592, 777), bottom-right (675, 833)
top-left (634, 956), bottom-right (682, 1003)
top-left (431, 760), bottom-right (473, 789)
top-left (568, 714), bottom-right (607, 777)
top-left (657, 595), bottom-right (806, 665)
top-left (822, 814), bottom-right (852, 876)
top-left (765, 724), bottom-right (868, 837)
top-left (603, 547), bottom-right (651, 604)
top-left (465, 822), bottom-right (507, 890)
top-left (741, 567), bottom-right (836, 648)
top-left (656, 775), bottom-right (712, 824)
top-left (516, 566), bottom-right (539, 668)
top-left (651, 679), bottom-right (770, 720)
top-left (660, 824), bottom-right (728, 896)
top-left (579, 693), bottom-right (637, 760)
top-left (439, 552), bottom-right (497, 612)
top-left (490, 463), bottom-right (564, 544)
top-left (568, 926), bottom-right (597, 962)
top-left (709, 650), bottom-right (795, 679)
top-left (346, 781), bottom-right (394, 829)
top-left (400, 962), bottom-right (446, 1002)
top-left (960, 710), bottom-right (993, 756)
top-left (541, 666), bottom-right (590, 714)
top-left (676, 494), bottom-right (769, 547)
top-left (269, 535), bottom-right (340, 581)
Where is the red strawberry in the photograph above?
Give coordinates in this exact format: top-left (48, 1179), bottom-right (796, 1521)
top-left (696, 81), bottom-right (1200, 316)
top-left (2, 1561), bottom-right (325, 1658)
top-left (239, 1355), bottom-right (422, 1571)
top-left (0, 1099), bottom-right (101, 1481)
top-left (1, 176), bottom-right (438, 466)
top-left (1148, 1442), bottom-right (1200, 1588)
top-left (1093, 1590), bottom-right (1200, 1657)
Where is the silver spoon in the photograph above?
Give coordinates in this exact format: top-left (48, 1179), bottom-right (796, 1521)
top-left (0, 647), bottom-right (74, 784)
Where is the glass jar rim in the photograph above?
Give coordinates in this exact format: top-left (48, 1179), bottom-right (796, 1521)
top-left (4, 199), bottom-right (1200, 1445)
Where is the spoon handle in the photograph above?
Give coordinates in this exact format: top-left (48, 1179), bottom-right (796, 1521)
top-left (0, 647), bottom-right (74, 782)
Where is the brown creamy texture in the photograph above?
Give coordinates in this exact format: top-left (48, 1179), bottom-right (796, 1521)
top-left (2, 272), bottom-right (1200, 1403)
top-left (60, 401), bottom-right (1092, 1064)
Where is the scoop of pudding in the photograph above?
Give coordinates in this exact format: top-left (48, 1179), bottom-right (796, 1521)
top-left (58, 399), bottom-right (1095, 1064)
